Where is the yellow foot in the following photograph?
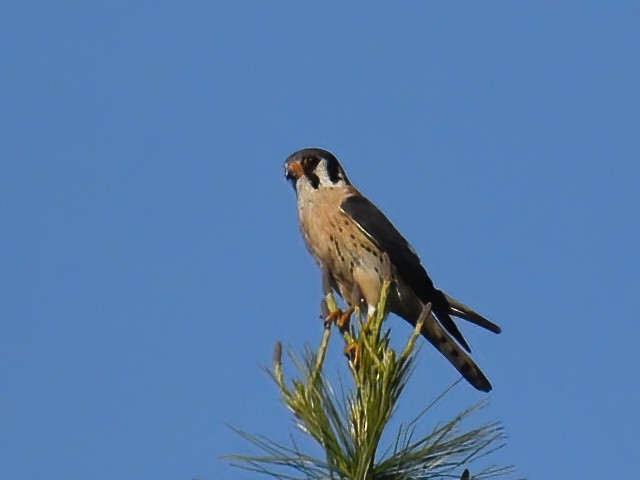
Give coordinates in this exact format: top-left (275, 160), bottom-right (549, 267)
top-left (324, 306), bottom-right (354, 332)
top-left (344, 341), bottom-right (361, 367)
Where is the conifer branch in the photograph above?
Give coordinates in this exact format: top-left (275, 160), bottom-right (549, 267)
top-left (228, 279), bottom-right (517, 479)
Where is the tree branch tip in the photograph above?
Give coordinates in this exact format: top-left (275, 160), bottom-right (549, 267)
top-left (273, 341), bottom-right (283, 367)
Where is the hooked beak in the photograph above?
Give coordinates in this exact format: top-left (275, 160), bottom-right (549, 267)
top-left (284, 159), bottom-right (304, 182)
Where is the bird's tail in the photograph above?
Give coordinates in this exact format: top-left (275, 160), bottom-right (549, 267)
top-left (445, 294), bottom-right (502, 334)
top-left (422, 311), bottom-right (493, 392)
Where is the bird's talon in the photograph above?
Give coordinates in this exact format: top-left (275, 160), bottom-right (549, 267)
top-left (324, 306), bottom-right (354, 332)
top-left (336, 307), bottom-right (354, 332)
top-left (324, 309), bottom-right (340, 328)
top-left (344, 341), bottom-right (361, 367)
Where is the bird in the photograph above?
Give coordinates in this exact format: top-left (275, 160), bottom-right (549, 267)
top-left (284, 147), bottom-right (501, 392)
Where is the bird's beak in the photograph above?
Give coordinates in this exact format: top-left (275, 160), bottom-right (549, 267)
top-left (285, 159), bottom-right (304, 182)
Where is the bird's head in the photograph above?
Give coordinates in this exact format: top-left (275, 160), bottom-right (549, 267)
top-left (285, 148), bottom-right (351, 193)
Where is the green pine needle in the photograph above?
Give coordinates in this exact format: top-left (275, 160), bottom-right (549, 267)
top-left (227, 280), bottom-right (517, 479)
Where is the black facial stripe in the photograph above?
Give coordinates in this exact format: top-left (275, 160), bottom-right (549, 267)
top-left (302, 156), bottom-right (321, 189)
top-left (306, 171), bottom-right (320, 189)
top-left (325, 155), bottom-right (341, 183)
top-left (297, 151), bottom-right (349, 188)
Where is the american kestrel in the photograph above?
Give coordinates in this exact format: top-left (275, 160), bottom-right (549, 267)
top-left (284, 147), bottom-right (501, 392)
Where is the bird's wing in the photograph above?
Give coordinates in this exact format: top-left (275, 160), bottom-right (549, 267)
top-left (340, 194), bottom-right (434, 299)
top-left (340, 194), bottom-right (471, 351)
top-left (445, 294), bottom-right (502, 334)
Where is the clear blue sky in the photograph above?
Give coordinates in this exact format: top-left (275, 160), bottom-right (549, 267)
top-left (2, 2), bottom-right (639, 479)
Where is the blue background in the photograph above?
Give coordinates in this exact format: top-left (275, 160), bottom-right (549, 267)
top-left (2, 2), bottom-right (639, 479)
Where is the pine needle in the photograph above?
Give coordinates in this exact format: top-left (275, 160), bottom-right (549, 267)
top-left (227, 280), bottom-right (518, 479)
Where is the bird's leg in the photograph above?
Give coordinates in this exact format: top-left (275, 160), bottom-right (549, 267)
top-left (341, 283), bottom-right (367, 366)
top-left (325, 306), bottom-right (354, 332)
top-left (320, 265), bottom-right (354, 332)
top-left (328, 282), bottom-right (365, 332)
top-left (349, 283), bottom-right (363, 320)
top-left (321, 265), bottom-right (340, 328)
top-left (321, 264), bottom-right (334, 297)
top-left (337, 306), bottom-right (354, 331)
top-left (325, 283), bottom-right (361, 333)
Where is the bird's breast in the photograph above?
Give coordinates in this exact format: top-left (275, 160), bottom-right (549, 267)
top-left (298, 190), bottom-right (385, 309)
